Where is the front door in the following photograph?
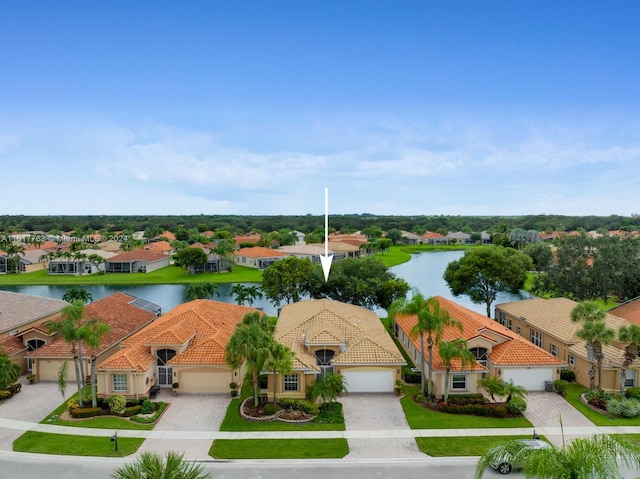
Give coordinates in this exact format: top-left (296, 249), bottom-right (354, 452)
top-left (158, 365), bottom-right (173, 387)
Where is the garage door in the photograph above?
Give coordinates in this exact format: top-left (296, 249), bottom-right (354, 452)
top-left (180, 371), bottom-right (230, 393)
top-left (341, 370), bottom-right (395, 393)
top-left (502, 368), bottom-right (553, 391)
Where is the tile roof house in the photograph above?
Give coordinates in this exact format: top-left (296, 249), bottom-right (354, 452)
top-left (234, 247), bottom-right (287, 270)
top-left (105, 249), bottom-right (170, 273)
top-left (394, 296), bottom-right (565, 397)
top-left (610, 296), bottom-right (640, 326)
top-left (270, 299), bottom-right (406, 396)
top-left (421, 231), bottom-right (450, 245)
top-left (0, 291), bottom-right (67, 339)
top-left (143, 240), bottom-right (174, 255)
top-left (25, 292), bottom-right (161, 381)
top-left (495, 297), bottom-right (640, 391)
top-left (96, 300), bottom-right (261, 398)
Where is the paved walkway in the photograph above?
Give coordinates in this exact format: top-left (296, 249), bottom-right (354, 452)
top-left (2, 380), bottom-right (640, 461)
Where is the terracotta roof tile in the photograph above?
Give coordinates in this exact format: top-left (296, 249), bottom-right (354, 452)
top-left (395, 296), bottom-right (564, 372)
top-left (107, 249), bottom-right (168, 262)
top-left (610, 298), bottom-right (640, 326)
top-left (100, 300), bottom-right (261, 371)
top-left (235, 247), bottom-right (286, 258)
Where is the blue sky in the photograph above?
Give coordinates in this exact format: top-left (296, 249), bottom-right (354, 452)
top-left (2, 1), bottom-right (639, 216)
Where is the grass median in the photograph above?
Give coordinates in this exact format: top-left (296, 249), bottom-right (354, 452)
top-left (210, 438), bottom-right (349, 459)
top-left (14, 431), bottom-right (143, 457)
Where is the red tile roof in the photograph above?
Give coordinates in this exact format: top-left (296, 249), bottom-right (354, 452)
top-left (610, 298), bottom-right (640, 326)
top-left (99, 300), bottom-right (261, 371)
top-left (394, 296), bottom-right (564, 372)
top-left (107, 249), bottom-right (168, 262)
top-left (27, 292), bottom-right (158, 359)
top-left (235, 247), bottom-right (286, 258)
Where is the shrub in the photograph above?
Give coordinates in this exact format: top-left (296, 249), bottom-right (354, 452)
top-left (141, 399), bottom-right (155, 414)
top-left (553, 379), bottom-right (569, 396)
top-left (278, 398), bottom-right (319, 415)
top-left (263, 403), bottom-right (278, 416)
top-left (625, 387), bottom-right (640, 400)
top-left (313, 401), bottom-right (344, 424)
top-left (108, 395), bottom-right (127, 414)
top-left (229, 382), bottom-right (237, 390)
top-left (67, 398), bottom-right (80, 411)
top-left (70, 407), bottom-right (102, 418)
top-left (123, 405), bottom-right (142, 417)
top-left (446, 394), bottom-right (488, 406)
top-left (130, 402), bottom-right (168, 424)
top-left (507, 396), bottom-right (528, 414)
top-left (402, 370), bottom-right (421, 384)
top-left (0, 390), bottom-right (12, 400)
top-left (585, 389), bottom-right (611, 411)
top-left (230, 390), bottom-right (238, 397)
top-left (620, 397), bottom-right (640, 418)
top-left (560, 370), bottom-right (576, 382)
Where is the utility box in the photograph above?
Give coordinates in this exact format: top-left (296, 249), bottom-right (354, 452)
top-left (544, 381), bottom-right (553, 392)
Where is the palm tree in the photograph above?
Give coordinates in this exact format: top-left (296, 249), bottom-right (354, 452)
top-left (225, 313), bottom-right (273, 407)
top-left (570, 301), bottom-right (614, 390)
top-left (62, 287), bottom-right (93, 304)
top-left (184, 283), bottom-right (219, 301)
top-left (263, 341), bottom-right (295, 404)
top-left (81, 319), bottom-right (111, 407)
top-left (617, 323), bottom-right (640, 393)
top-left (4, 242), bottom-right (25, 273)
top-left (475, 434), bottom-right (640, 479)
top-left (86, 253), bottom-right (106, 274)
top-left (438, 338), bottom-right (476, 403)
top-left (307, 373), bottom-right (348, 404)
top-left (0, 349), bottom-right (20, 389)
top-left (231, 284), bottom-right (264, 307)
top-left (478, 375), bottom-right (506, 402)
top-left (502, 379), bottom-right (527, 404)
top-left (112, 451), bottom-right (211, 479)
top-left (390, 291), bottom-right (462, 399)
top-left (45, 300), bottom-right (88, 406)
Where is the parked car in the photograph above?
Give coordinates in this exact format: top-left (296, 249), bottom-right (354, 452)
top-left (490, 439), bottom-right (552, 474)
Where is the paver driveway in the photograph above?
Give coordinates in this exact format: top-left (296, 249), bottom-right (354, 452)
top-left (340, 393), bottom-right (424, 459)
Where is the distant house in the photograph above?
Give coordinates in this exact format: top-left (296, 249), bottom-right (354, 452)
top-left (0, 249), bottom-right (46, 274)
top-left (26, 293), bottom-right (161, 381)
top-left (394, 296), bottom-right (565, 396)
top-left (105, 249), bottom-right (170, 273)
top-left (47, 250), bottom-right (117, 275)
top-left (495, 297), bottom-right (640, 391)
top-left (446, 231), bottom-right (472, 244)
top-left (96, 300), bottom-right (260, 398)
top-left (143, 240), bottom-right (174, 255)
top-left (400, 231), bottom-right (424, 245)
top-left (278, 244), bottom-right (345, 264)
top-left (269, 299), bottom-right (406, 396)
top-left (234, 247), bottom-right (287, 270)
top-left (421, 231), bottom-right (450, 245)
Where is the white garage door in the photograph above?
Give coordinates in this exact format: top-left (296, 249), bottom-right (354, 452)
top-left (341, 370), bottom-right (395, 393)
top-left (502, 368), bottom-right (553, 391)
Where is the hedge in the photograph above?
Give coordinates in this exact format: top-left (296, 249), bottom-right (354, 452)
top-left (70, 407), bottom-right (103, 418)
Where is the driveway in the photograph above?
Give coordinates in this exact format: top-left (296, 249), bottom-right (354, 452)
top-left (340, 393), bottom-right (424, 459)
top-left (135, 388), bottom-right (231, 460)
top-left (0, 376), bottom-right (73, 451)
top-left (522, 391), bottom-right (595, 447)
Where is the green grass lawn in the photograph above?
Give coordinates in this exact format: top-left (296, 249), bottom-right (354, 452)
top-left (13, 431), bottom-right (143, 457)
top-left (563, 383), bottom-right (640, 426)
top-left (210, 438), bottom-right (349, 459)
top-left (416, 434), bottom-right (540, 456)
top-left (613, 434), bottom-right (640, 447)
top-left (0, 264), bottom-right (263, 286)
top-left (401, 386), bottom-right (533, 429)
top-left (41, 397), bottom-right (155, 431)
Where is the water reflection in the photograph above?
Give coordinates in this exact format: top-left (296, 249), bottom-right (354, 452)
top-left (0, 251), bottom-right (531, 318)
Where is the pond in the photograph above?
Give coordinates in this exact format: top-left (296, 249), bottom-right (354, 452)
top-left (0, 251), bottom-right (531, 317)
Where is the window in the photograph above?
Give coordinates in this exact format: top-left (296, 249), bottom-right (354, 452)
top-left (315, 349), bottom-right (335, 377)
top-left (516, 326), bottom-right (522, 335)
top-left (499, 312), bottom-right (507, 327)
top-left (530, 329), bottom-right (543, 348)
top-left (112, 374), bottom-right (127, 392)
top-left (625, 370), bottom-right (637, 388)
top-left (470, 347), bottom-right (488, 367)
top-left (507, 319), bottom-right (513, 330)
top-left (284, 374), bottom-right (298, 391)
top-left (568, 355), bottom-right (575, 367)
top-left (550, 343), bottom-right (558, 357)
top-left (451, 374), bottom-right (467, 391)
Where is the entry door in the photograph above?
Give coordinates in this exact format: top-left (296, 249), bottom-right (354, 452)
top-left (158, 366), bottom-right (173, 387)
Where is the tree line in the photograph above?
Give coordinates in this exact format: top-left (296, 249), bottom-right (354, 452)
top-left (2, 213), bottom-right (640, 238)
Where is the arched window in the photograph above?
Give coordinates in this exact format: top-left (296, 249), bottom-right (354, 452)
top-left (470, 347), bottom-right (488, 367)
top-left (157, 349), bottom-right (176, 366)
top-left (315, 349), bottom-right (335, 377)
top-left (26, 339), bottom-right (46, 351)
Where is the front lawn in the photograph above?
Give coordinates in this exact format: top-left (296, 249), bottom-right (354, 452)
top-left (0, 264), bottom-right (262, 286)
top-left (564, 383), bottom-right (640, 426)
top-left (219, 396), bottom-right (345, 432)
top-left (41, 396), bottom-right (156, 431)
top-left (210, 438), bottom-right (349, 459)
top-left (401, 386), bottom-right (533, 429)
top-left (14, 431), bottom-right (143, 457)
top-left (416, 434), bottom-right (541, 456)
